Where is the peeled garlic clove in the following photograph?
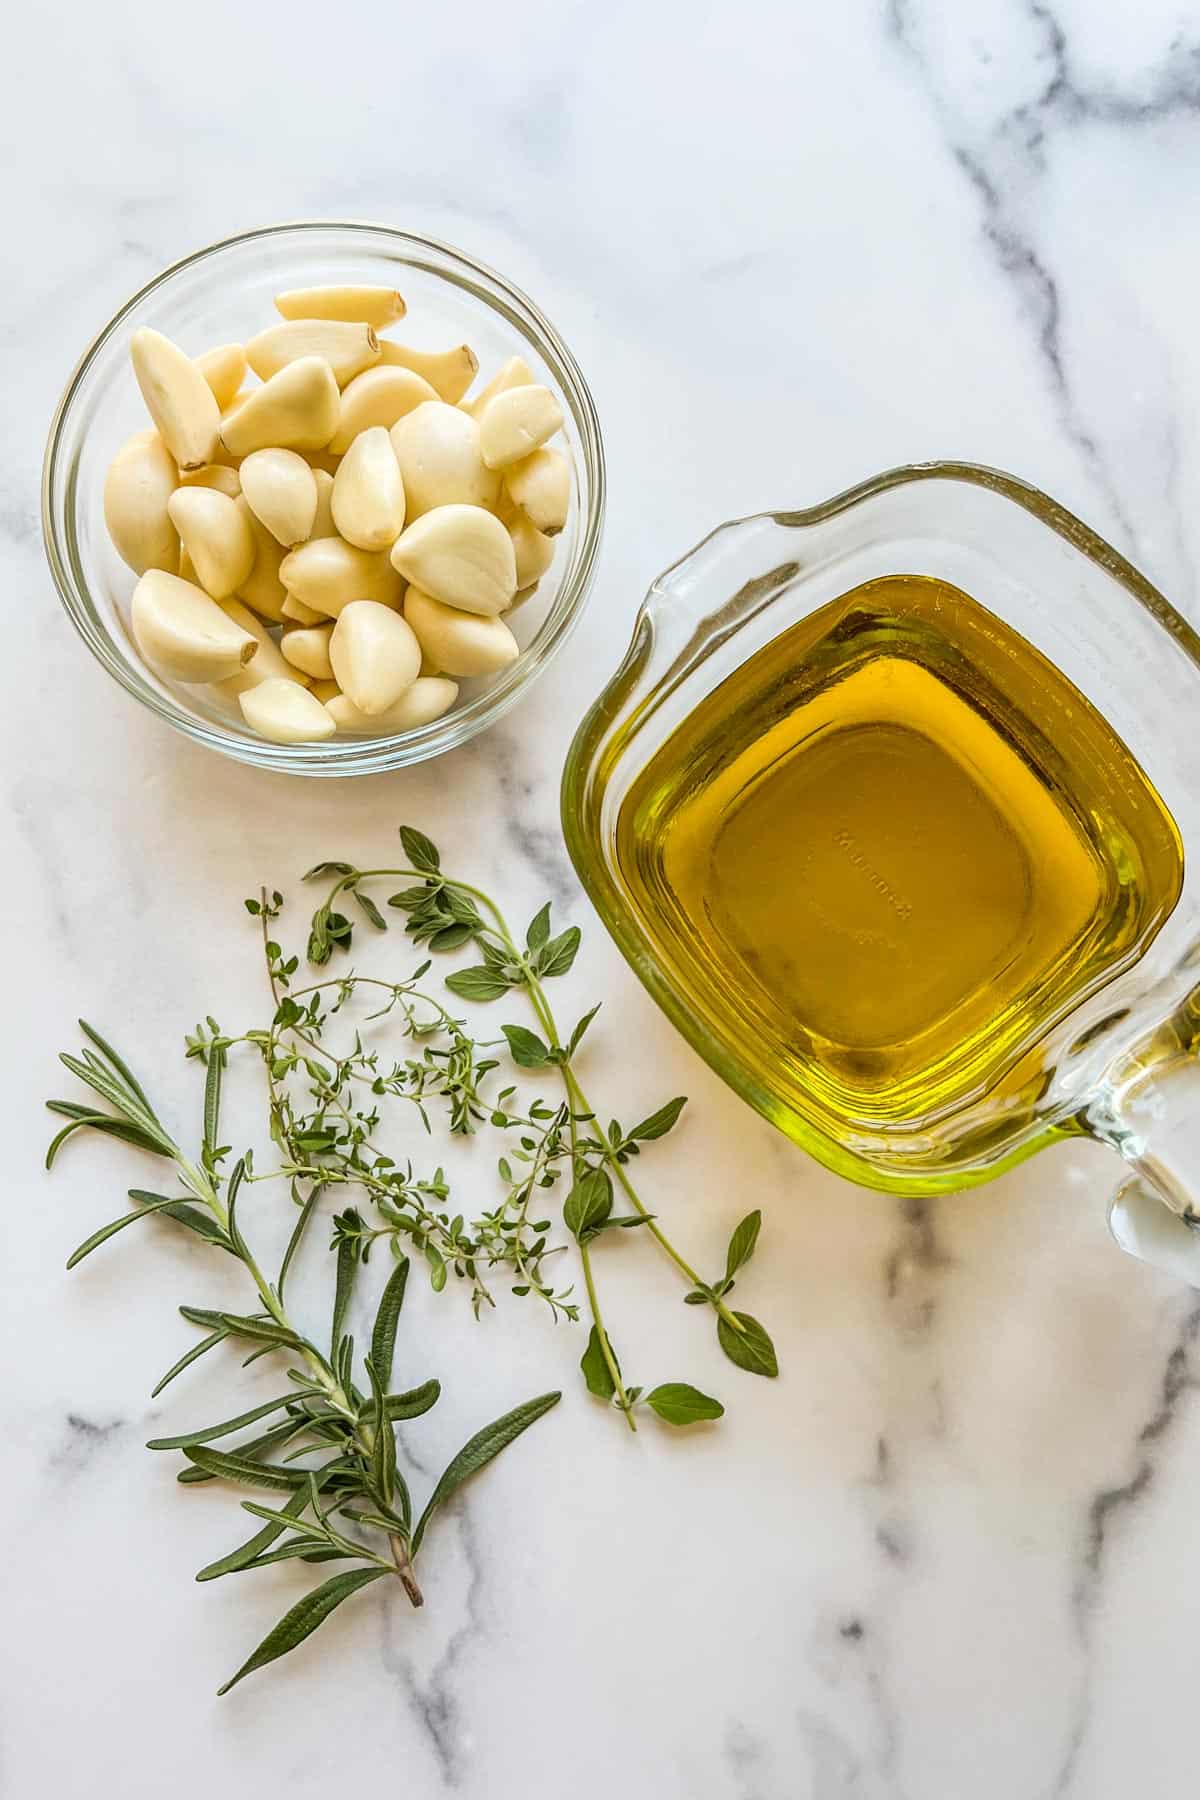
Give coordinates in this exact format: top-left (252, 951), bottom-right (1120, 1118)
top-left (309, 468), bottom-right (336, 539)
top-left (240, 677), bottom-right (336, 743)
top-left (167, 487), bottom-right (256, 600)
top-left (178, 463), bottom-right (242, 497)
top-left (281, 592), bottom-right (326, 625)
top-left (329, 600), bottom-right (421, 714)
top-left (309, 678), bottom-right (341, 704)
top-left (195, 343), bottom-right (247, 411)
top-left (246, 320), bottom-right (380, 387)
top-left (464, 354), bottom-right (534, 418)
top-left (281, 624), bottom-right (334, 681)
top-left (328, 366), bottom-right (439, 455)
top-left (220, 357), bottom-right (340, 457)
top-left (103, 429), bottom-right (179, 575)
top-left (504, 447), bottom-right (570, 536)
top-left (501, 500), bottom-right (556, 589)
top-left (236, 497), bottom-right (288, 622)
top-left (479, 385), bottom-right (563, 470)
top-left (326, 677), bottom-right (458, 735)
top-left (214, 598), bottom-right (312, 696)
top-left (404, 587), bottom-right (519, 677)
top-left (130, 329), bottom-right (221, 471)
top-left (389, 402), bottom-right (500, 520)
top-left (279, 537), bottom-right (403, 618)
top-left (378, 340), bottom-right (478, 404)
top-left (131, 569), bottom-right (257, 683)
top-left (331, 427), bottom-right (406, 551)
top-left (275, 285), bottom-right (406, 328)
top-left (390, 504), bottom-right (516, 616)
top-left (239, 447), bottom-right (319, 547)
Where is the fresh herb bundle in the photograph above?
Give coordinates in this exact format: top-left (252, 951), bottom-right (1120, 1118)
top-left (46, 824), bottom-right (776, 1691)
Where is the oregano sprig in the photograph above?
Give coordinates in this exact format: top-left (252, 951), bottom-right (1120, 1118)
top-left (302, 824), bottom-right (779, 1424)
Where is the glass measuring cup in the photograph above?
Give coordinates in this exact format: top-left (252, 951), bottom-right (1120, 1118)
top-left (561, 462), bottom-right (1200, 1282)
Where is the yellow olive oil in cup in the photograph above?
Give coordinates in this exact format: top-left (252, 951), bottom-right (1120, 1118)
top-left (563, 465), bottom-right (1200, 1282)
top-left (613, 573), bottom-right (1183, 1148)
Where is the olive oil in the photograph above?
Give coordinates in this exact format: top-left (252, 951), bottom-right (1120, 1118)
top-left (615, 575), bottom-right (1183, 1154)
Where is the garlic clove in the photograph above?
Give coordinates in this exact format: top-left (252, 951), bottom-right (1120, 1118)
top-left (504, 446), bottom-right (570, 536)
top-left (238, 447), bottom-right (319, 547)
top-left (389, 401), bottom-right (500, 520)
top-left (195, 343), bottom-right (247, 412)
top-left (235, 497), bottom-right (289, 623)
top-left (331, 426), bottom-right (406, 551)
top-left (281, 592), bottom-right (326, 625)
top-left (309, 468), bottom-right (337, 540)
top-left (131, 569), bottom-right (257, 683)
top-left (239, 677), bottom-right (337, 743)
top-left (478, 384), bottom-right (563, 470)
top-left (177, 463), bottom-right (242, 498)
top-left (274, 285), bottom-right (407, 328)
top-left (246, 320), bottom-right (380, 387)
top-left (403, 587), bottom-right (519, 677)
top-left (329, 600), bottom-right (421, 714)
top-left (167, 487), bottom-right (256, 599)
top-left (103, 429), bottom-right (179, 575)
top-left (463, 354), bottom-right (534, 418)
top-left (220, 357), bottom-right (340, 457)
top-left (328, 366), bottom-right (439, 455)
top-left (279, 537), bottom-right (404, 618)
top-left (326, 677), bottom-right (458, 735)
top-left (280, 623), bottom-right (335, 681)
top-left (377, 340), bottom-right (478, 404)
top-left (214, 598), bottom-right (312, 696)
top-left (500, 498), bottom-right (556, 589)
top-left (130, 328), bottom-right (221, 471)
top-left (389, 503), bottom-right (516, 615)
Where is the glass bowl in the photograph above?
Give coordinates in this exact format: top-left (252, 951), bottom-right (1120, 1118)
top-left (42, 221), bottom-right (605, 775)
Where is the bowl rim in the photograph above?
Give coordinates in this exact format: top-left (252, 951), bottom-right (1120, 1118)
top-left (42, 219), bottom-right (606, 775)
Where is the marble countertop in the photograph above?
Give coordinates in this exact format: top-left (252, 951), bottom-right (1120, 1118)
top-left (6, 1), bottom-right (1200, 1794)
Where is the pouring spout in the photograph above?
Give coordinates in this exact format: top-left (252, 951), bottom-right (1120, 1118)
top-left (1101, 1055), bottom-right (1200, 1283)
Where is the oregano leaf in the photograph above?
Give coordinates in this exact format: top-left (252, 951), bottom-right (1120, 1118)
top-left (716, 1311), bottom-right (779, 1378)
top-left (645, 1383), bottom-right (724, 1426)
top-left (724, 1210), bottom-right (762, 1283)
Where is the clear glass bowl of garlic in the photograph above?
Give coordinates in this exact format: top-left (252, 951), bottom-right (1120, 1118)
top-left (43, 222), bottom-right (604, 773)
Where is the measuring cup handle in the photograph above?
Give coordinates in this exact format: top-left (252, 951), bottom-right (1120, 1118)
top-left (1103, 1057), bottom-right (1200, 1284)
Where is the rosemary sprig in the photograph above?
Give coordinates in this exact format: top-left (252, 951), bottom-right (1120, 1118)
top-left (46, 1024), bottom-right (559, 1695)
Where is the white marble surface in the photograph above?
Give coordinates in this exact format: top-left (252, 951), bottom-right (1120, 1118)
top-left (5, 1), bottom-right (1200, 1794)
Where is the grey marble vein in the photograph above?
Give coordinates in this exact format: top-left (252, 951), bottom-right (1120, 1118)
top-left (888, 0), bottom-right (1200, 577)
top-left (1052, 1295), bottom-right (1200, 1794)
top-left (378, 1502), bottom-right (487, 1790)
top-left (50, 1411), bottom-right (126, 1475)
top-left (884, 1198), bottom-right (951, 1339)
